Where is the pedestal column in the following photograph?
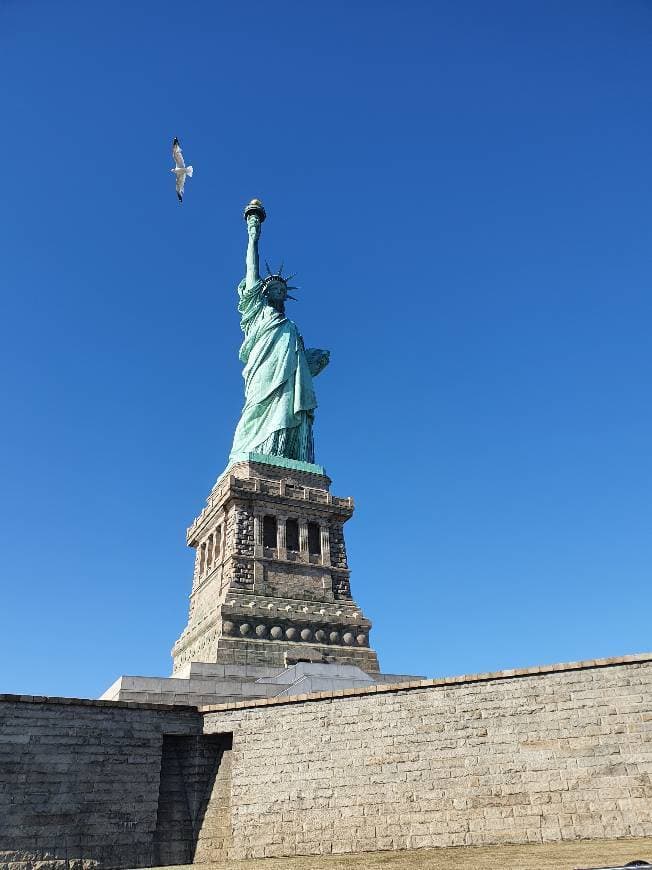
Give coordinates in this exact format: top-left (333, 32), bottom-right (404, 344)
top-left (320, 524), bottom-right (331, 567)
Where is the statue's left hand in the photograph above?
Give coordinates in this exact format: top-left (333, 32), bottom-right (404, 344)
top-left (306, 348), bottom-right (330, 377)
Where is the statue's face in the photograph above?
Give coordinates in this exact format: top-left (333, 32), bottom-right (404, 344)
top-left (266, 280), bottom-right (287, 304)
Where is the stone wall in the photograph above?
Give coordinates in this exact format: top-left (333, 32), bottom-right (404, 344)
top-left (2, 654), bottom-right (651, 868)
top-left (0, 696), bottom-right (226, 869)
top-left (201, 654), bottom-right (652, 860)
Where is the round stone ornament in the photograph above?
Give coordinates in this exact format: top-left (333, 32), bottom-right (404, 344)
top-left (270, 625), bottom-right (283, 640)
top-left (300, 628), bottom-right (313, 642)
top-left (285, 627), bottom-right (298, 641)
top-left (239, 623), bottom-right (252, 636)
top-left (222, 621), bottom-right (235, 636)
top-left (255, 624), bottom-right (268, 638)
top-left (342, 632), bottom-right (354, 646)
top-left (314, 629), bottom-right (326, 643)
top-left (356, 633), bottom-right (367, 646)
top-left (329, 631), bottom-right (340, 644)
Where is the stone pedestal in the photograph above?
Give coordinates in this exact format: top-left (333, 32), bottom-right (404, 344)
top-left (171, 455), bottom-right (380, 675)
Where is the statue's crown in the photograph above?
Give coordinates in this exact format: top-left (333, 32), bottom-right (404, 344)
top-left (263, 262), bottom-right (298, 297)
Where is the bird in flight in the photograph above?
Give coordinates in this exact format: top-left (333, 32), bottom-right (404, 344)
top-left (171, 137), bottom-right (193, 203)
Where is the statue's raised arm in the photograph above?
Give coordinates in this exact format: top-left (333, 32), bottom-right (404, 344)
top-left (244, 201), bottom-right (263, 291)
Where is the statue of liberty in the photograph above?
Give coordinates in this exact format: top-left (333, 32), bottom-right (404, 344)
top-left (228, 200), bottom-right (330, 465)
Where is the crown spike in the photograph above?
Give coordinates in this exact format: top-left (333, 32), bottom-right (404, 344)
top-left (278, 262), bottom-right (284, 276)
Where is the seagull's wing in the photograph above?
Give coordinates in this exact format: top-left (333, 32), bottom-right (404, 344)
top-left (172, 137), bottom-right (186, 169)
top-left (176, 171), bottom-right (186, 202)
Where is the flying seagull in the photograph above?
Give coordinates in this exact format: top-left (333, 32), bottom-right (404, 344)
top-left (171, 137), bottom-right (193, 203)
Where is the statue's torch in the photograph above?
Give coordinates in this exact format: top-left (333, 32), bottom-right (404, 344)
top-left (243, 198), bottom-right (266, 224)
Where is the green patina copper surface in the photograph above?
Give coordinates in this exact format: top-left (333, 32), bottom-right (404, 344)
top-left (216, 452), bottom-right (327, 487)
top-left (228, 201), bottom-right (329, 465)
top-left (229, 452), bottom-right (326, 476)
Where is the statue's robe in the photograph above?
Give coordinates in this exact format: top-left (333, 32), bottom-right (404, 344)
top-left (229, 279), bottom-right (323, 463)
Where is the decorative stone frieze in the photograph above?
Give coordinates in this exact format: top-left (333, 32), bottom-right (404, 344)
top-left (219, 615), bottom-right (369, 647)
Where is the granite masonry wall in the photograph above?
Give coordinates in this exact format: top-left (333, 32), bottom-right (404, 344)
top-left (0, 697), bottom-right (230, 869)
top-left (201, 654), bottom-right (652, 860)
top-left (1, 654), bottom-right (650, 868)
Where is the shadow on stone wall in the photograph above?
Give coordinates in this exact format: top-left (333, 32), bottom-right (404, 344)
top-left (153, 733), bottom-right (233, 866)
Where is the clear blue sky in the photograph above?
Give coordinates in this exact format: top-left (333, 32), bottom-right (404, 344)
top-left (1, 1), bottom-right (650, 698)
